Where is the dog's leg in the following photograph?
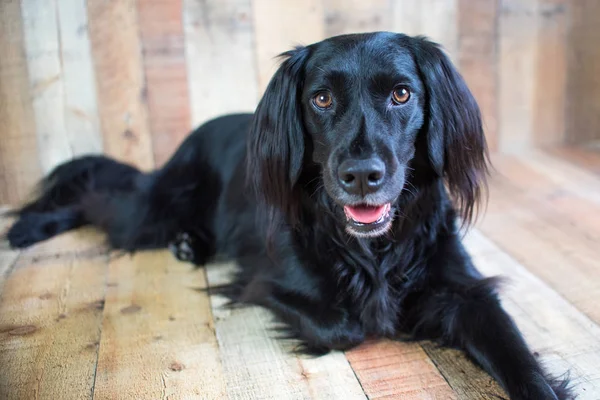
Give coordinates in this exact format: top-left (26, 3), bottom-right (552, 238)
top-left (410, 239), bottom-right (572, 400)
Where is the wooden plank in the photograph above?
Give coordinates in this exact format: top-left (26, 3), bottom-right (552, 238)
top-left (547, 146), bottom-right (600, 177)
top-left (457, 0), bottom-right (499, 151)
top-left (477, 156), bottom-right (600, 324)
top-left (87, 0), bottom-right (154, 170)
top-left (183, 0), bottom-right (259, 126)
top-left (21, 0), bottom-right (72, 173)
top-left (0, 0), bottom-right (42, 205)
top-left (324, 0), bottom-right (392, 37)
top-left (420, 342), bottom-right (506, 399)
top-left (566, 0), bottom-right (600, 143)
top-left (0, 208), bottom-right (19, 291)
top-left (464, 230), bottom-right (600, 398)
top-left (137, 0), bottom-right (191, 166)
top-left (345, 340), bottom-right (458, 399)
top-left (206, 262), bottom-right (367, 399)
top-left (392, 0), bottom-right (459, 62)
top-left (498, 0), bottom-right (538, 152)
top-left (57, 0), bottom-right (104, 156)
top-left (532, 0), bottom-right (568, 146)
top-left (93, 251), bottom-right (226, 399)
top-left (0, 253), bottom-right (108, 399)
top-left (252, 0), bottom-right (325, 94)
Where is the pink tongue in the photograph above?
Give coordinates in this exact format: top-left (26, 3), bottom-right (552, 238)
top-left (344, 204), bottom-right (386, 224)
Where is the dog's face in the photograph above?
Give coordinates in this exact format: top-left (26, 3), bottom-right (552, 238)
top-left (248, 32), bottom-right (487, 238)
top-left (301, 34), bottom-right (426, 237)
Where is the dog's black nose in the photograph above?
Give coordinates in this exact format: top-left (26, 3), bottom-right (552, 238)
top-left (338, 158), bottom-right (386, 195)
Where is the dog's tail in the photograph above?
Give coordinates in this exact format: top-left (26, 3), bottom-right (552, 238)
top-left (1, 155), bottom-right (161, 249)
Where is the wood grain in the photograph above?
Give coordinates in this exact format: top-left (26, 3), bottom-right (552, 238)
top-left (345, 340), bottom-right (457, 399)
top-left (183, 0), bottom-right (259, 127)
top-left (0, 253), bottom-right (108, 399)
top-left (93, 251), bottom-right (226, 399)
top-left (324, 0), bottom-right (392, 37)
top-left (252, 0), bottom-right (325, 94)
top-left (0, 0), bottom-right (42, 205)
top-left (465, 230), bottom-right (600, 398)
top-left (566, 0), bottom-right (600, 143)
top-left (547, 146), bottom-right (600, 177)
top-left (392, 0), bottom-right (459, 62)
top-left (533, 0), bottom-right (568, 146)
top-left (420, 342), bottom-right (506, 399)
top-left (458, 0), bottom-right (499, 151)
top-left (498, 0), bottom-right (538, 152)
top-left (87, 0), bottom-right (155, 170)
top-left (206, 262), bottom-right (367, 399)
top-left (21, 0), bottom-right (73, 172)
top-left (0, 208), bottom-right (19, 291)
top-left (57, 0), bottom-right (104, 156)
top-left (478, 153), bottom-right (600, 324)
top-left (137, 0), bottom-right (191, 166)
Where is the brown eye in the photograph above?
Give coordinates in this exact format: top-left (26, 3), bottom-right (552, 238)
top-left (392, 86), bottom-right (410, 104)
top-left (313, 92), bottom-right (333, 109)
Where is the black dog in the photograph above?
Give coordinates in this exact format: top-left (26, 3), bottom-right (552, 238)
top-left (4, 33), bottom-right (571, 399)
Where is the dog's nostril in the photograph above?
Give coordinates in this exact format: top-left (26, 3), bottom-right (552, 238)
top-left (368, 171), bottom-right (383, 183)
top-left (342, 174), bottom-right (355, 183)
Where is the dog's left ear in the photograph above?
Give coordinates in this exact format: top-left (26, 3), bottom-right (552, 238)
top-left (409, 36), bottom-right (489, 226)
top-left (247, 46), bottom-right (310, 222)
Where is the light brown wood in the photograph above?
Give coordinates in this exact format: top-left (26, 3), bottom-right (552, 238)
top-left (0, 0), bottom-right (42, 205)
top-left (345, 340), bottom-right (457, 399)
top-left (458, 0), bottom-right (499, 151)
top-left (252, 0), bottom-right (325, 94)
top-left (392, 0), bottom-right (458, 62)
top-left (0, 208), bottom-right (19, 291)
top-left (206, 262), bottom-right (367, 400)
top-left (479, 153), bottom-right (600, 324)
top-left (533, 0), bottom-right (568, 146)
top-left (498, 0), bottom-right (538, 152)
top-left (138, 0), bottom-right (192, 166)
top-left (547, 145), bottom-right (600, 177)
top-left (93, 251), bottom-right (226, 399)
top-left (57, 0), bottom-right (104, 156)
top-left (566, 0), bottom-right (600, 143)
top-left (465, 230), bottom-right (600, 398)
top-left (0, 253), bottom-right (108, 399)
top-left (21, 0), bottom-right (73, 172)
top-left (87, 0), bottom-right (155, 170)
top-left (183, 0), bottom-right (259, 127)
top-left (324, 0), bottom-right (392, 37)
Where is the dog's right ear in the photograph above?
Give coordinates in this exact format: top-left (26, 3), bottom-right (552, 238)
top-left (247, 46), bottom-right (310, 221)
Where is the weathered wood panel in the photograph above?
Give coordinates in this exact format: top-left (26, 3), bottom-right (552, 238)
top-left (88, 0), bottom-right (155, 170)
top-left (93, 252), bottom-right (226, 399)
top-left (252, 0), bottom-right (325, 94)
top-left (0, 0), bottom-right (41, 205)
top-left (21, 0), bottom-right (72, 172)
top-left (0, 254), bottom-right (108, 399)
top-left (566, 0), bottom-right (600, 143)
top-left (498, 0), bottom-right (538, 152)
top-left (458, 0), bottom-right (499, 151)
top-left (206, 262), bottom-right (367, 400)
top-left (138, 0), bottom-right (191, 166)
top-left (183, 0), bottom-right (259, 127)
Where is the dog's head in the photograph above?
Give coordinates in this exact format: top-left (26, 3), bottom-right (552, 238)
top-left (248, 32), bottom-right (488, 238)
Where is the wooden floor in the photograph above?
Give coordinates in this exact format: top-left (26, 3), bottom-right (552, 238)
top-left (1, 147), bottom-right (600, 399)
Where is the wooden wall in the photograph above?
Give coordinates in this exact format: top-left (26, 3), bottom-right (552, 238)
top-left (0, 0), bottom-right (597, 205)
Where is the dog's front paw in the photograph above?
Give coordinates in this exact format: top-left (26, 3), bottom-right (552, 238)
top-left (168, 232), bottom-right (196, 262)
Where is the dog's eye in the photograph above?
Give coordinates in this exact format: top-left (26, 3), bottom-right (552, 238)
top-left (313, 92), bottom-right (333, 109)
top-left (392, 86), bottom-right (410, 104)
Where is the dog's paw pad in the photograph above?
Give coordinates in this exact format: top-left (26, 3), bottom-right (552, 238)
top-left (169, 232), bottom-right (196, 262)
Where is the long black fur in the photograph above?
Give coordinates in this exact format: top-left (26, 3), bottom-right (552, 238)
top-left (3, 33), bottom-right (573, 399)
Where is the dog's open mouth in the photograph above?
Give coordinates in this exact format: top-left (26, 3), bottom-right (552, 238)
top-left (343, 203), bottom-right (393, 237)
